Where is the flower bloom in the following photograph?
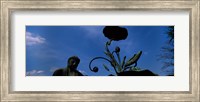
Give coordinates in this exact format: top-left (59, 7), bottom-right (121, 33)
top-left (115, 46), bottom-right (120, 53)
top-left (103, 26), bottom-right (128, 41)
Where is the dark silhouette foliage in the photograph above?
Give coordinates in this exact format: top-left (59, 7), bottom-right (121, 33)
top-left (167, 26), bottom-right (174, 43)
top-left (158, 26), bottom-right (174, 75)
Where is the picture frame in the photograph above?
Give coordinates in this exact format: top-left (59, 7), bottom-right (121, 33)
top-left (0, 0), bottom-right (199, 101)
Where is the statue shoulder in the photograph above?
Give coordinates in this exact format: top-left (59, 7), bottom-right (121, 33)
top-left (52, 68), bottom-right (64, 76)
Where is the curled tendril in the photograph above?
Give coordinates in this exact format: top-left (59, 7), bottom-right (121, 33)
top-left (89, 57), bottom-right (112, 73)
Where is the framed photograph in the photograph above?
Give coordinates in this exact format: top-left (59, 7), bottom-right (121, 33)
top-left (1, 0), bottom-right (199, 101)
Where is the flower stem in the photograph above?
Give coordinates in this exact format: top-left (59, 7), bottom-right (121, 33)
top-left (105, 40), bottom-right (122, 75)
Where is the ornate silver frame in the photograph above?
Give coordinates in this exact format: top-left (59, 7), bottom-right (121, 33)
top-left (1, 0), bottom-right (199, 101)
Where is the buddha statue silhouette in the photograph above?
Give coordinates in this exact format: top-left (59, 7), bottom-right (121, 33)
top-left (53, 56), bottom-right (83, 76)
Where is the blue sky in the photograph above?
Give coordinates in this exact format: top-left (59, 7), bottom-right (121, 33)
top-left (26, 26), bottom-right (172, 76)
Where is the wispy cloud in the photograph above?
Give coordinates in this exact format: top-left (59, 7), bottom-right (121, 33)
top-left (79, 26), bottom-right (103, 38)
top-left (78, 69), bottom-right (87, 75)
top-left (26, 32), bottom-right (46, 46)
top-left (26, 70), bottom-right (45, 76)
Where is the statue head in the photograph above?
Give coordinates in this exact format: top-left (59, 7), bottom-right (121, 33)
top-left (67, 56), bottom-right (80, 70)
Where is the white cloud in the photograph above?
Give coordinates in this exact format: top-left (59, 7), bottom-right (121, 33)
top-left (26, 32), bottom-right (46, 46)
top-left (78, 69), bottom-right (87, 75)
top-left (26, 70), bottom-right (45, 76)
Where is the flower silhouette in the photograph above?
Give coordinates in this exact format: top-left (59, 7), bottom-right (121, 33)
top-left (103, 26), bottom-right (128, 41)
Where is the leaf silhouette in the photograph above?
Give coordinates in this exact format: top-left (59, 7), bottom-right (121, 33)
top-left (125, 51), bottom-right (142, 67)
top-left (103, 64), bottom-right (110, 71)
